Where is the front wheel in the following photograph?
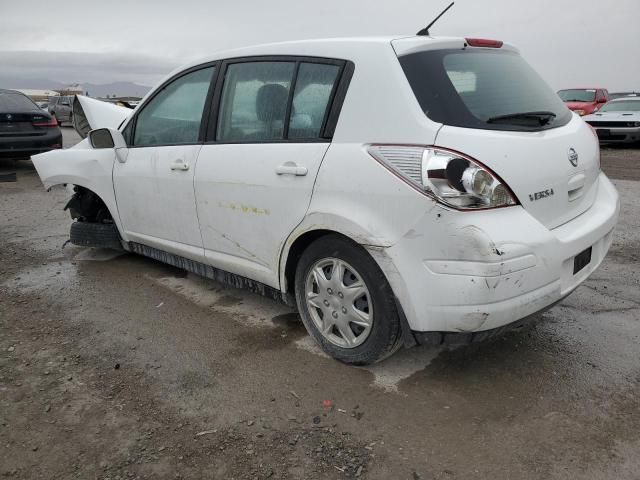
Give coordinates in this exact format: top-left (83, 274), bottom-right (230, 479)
top-left (294, 235), bottom-right (403, 365)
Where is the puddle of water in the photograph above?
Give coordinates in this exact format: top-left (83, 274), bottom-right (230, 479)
top-left (150, 273), bottom-right (293, 327)
top-left (151, 272), bottom-right (445, 392)
top-left (295, 337), bottom-right (444, 393)
top-left (363, 345), bottom-right (444, 393)
top-left (295, 336), bottom-right (331, 359)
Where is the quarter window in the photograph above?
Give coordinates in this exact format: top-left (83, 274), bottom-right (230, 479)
top-left (288, 63), bottom-right (340, 139)
top-left (217, 62), bottom-right (295, 142)
top-left (134, 67), bottom-right (214, 147)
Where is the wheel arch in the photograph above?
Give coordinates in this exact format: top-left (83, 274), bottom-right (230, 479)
top-left (46, 178), bottom-right (124, 233)
top-left (31, 148), bottom-right (126, 238)
top-left (279, 216), bottom-right (416, 347)
top-left (279, 212), bottom-right (394, 295)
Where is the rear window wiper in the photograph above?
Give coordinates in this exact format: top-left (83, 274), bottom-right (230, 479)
top-left (487, 111), bottom-right (557, 126)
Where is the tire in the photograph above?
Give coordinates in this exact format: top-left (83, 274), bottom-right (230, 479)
top-left (294, 234), bottom-right (403, 365)
top-left (70, 221), bottom-right (122, 249)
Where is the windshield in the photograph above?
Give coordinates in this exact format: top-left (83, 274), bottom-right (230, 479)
top-left (399, 49), bottom-right (571, 131)
top-left (600, 100), bottom-right (640, 112)
top-left (558, 89), bottom-right (597, 102)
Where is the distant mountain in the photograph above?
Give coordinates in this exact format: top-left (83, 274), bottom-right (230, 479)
top-left (0, 76), bottom-right (151, 98)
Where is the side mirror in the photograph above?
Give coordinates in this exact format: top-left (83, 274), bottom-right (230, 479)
top-left (598, 97), bottom-right (607, 103)
top-left (88, 128), bottom-right (128, 162)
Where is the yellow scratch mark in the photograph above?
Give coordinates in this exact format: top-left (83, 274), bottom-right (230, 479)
top-left (217, 201), bottom-right (271, 216)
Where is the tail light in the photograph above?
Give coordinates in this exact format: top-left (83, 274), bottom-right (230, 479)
top-left (367, 145), bottom-right (518, 210)
top-left (32, 118), bottom-right (58, 127)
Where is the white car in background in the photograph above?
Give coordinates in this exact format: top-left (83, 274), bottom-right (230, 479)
top-left (584, 98), bottom-right (640, 144)
top-left (32, 35), bottom-right (619, 365)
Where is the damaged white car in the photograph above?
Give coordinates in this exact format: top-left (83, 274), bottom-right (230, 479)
top-left (32, 35), bottom-right (619, 365)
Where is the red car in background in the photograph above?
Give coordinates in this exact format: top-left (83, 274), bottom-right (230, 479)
top-left (557, 88), bottom-right (609, 116)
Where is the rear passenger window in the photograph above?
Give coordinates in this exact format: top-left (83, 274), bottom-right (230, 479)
top-left (134, 67), bottom-right (214, 147)
top-left (288, 63), bottom-right (340, 139)
top-left (217, 62), bottom-right (295, 142)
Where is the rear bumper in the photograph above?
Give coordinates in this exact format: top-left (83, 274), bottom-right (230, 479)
top-left (0, 130), bottom-right (63, 158)
top-left (369, 172), bottom-right (620, 333)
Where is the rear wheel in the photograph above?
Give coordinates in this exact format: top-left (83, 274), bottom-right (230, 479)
top-left (294, 235), bottom-right (402, 365)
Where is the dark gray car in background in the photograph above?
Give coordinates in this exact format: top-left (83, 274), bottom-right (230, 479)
top-left (0, 89), bottom-right (62, 159)
top-left (48, 95), bottom-right (74, 124)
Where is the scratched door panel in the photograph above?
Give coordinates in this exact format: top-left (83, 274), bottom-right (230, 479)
top-left (194, 143), bottom-right (329, 288)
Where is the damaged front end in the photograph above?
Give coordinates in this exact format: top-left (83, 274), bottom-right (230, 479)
top-left (65, 186), bottom-right (114, 224)
top-left (72, 95), bottom-right (132, 139)
top-left (65, 187), bottom-right (123, 250)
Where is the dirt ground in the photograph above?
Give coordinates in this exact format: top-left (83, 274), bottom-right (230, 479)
top-left (1, 127), bottom-right (639, 479)
top-left (600, 146), bottom-right (640, 182)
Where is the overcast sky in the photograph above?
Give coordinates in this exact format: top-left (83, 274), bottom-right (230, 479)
top-left (0, 0), bottom-right (638, 90)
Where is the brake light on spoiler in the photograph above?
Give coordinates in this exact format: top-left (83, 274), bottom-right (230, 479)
top-left (465, 38), bottom-right (503, 48)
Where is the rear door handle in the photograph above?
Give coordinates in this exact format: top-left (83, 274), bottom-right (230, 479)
top-left (170, 159), bottom-right (190, 171)
top-left (275, 162), bottom-right (307, 176)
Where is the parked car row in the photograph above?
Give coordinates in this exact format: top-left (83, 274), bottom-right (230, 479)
top-left (557, 88), bottom-right (640, 144)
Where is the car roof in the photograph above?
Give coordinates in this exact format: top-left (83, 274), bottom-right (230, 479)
top-left (159, 35), bottom-right (516, 87)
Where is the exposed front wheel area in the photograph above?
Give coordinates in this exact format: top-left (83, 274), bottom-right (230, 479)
top-left (294, 235), bottom-right (403, 365)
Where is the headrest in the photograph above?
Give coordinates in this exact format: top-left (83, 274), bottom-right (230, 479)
top-left (256, 84), bottom-right (289, 122)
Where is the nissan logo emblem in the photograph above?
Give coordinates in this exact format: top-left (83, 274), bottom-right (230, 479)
top-left (6, 114), bottom-right (12, 120)
top-left (568, 148), bottom-right (579, 167)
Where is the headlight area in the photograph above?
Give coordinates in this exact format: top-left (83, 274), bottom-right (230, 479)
top-left (367, 145), bottom-right (519, 210)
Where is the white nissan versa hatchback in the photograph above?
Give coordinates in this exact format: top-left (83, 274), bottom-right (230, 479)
top-left (32, 36), bottom-right (620, 365)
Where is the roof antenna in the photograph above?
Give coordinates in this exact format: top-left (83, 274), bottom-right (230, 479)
top-left (417, 1), bottom-right (455, 36)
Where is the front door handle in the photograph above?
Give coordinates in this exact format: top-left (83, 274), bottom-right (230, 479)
top-left (275, 162), bottom-right (307, 176)
top-left (170, 159), bottom-right (190, 171)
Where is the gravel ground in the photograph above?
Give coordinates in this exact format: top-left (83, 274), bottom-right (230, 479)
top-left (1, 127), bottom-right (639, 479)
top-left (600, 146), bottom-right (640, 181)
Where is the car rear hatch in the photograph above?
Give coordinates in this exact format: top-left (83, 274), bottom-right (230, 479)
top-left (394, 38), bottom-right (600, 229)
top-left (0, 91), bottom-right (53, 139)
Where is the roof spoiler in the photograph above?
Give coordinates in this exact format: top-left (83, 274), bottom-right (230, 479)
top-left (72, 95), bottom-right (132, 138)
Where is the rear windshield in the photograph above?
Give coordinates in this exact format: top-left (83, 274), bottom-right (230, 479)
top-left (558, 89), bottom-right (596, 102)
top-left (0, 92), bottom-right (39, 112)
top-left (399, 49), bottom-right (571, 131)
